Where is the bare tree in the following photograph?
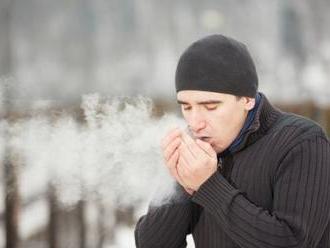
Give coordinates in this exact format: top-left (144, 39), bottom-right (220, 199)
top-left (77, 199), bottom-right (87, 248)
top-left (48, 183), bottom-right (59, 248)
top-left (0, 1), bottom-right (21, 248)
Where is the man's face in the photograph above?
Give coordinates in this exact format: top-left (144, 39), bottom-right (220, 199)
top-left (177, 90), bottom-right (255, 153)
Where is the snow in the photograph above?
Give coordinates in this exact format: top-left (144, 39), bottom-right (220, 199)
top-left (19, 199), bottom-right (48, 240)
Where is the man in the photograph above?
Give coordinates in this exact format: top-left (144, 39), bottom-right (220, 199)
top-left (135, 34), bottom-right (330, 247)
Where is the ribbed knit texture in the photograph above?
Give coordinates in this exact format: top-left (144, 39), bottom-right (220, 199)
top-left (135, 93), bottom-right (330, 248)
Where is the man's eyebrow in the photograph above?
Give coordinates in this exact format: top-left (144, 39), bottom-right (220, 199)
top-left (177, 100), bottom-right (222, 105)
top-left (177, 100), bottom-right (188, 104)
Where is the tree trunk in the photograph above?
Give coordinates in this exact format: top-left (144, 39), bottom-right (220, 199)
top-left (96, 201), bottom-right (106, 248)
top-left (48, 183), bottom-right (59, 248)
top-left (77, 199), bottom-right (87, 248)
top-left (1, 1), bottom-right (20, 248)
top-left (4, 154), bottom-right (19, 248)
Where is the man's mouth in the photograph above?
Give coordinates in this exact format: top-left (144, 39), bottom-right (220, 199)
top-left (185, 128), bottom-right (211, 142)
top-left (198, 136), bottom-right (211, 142)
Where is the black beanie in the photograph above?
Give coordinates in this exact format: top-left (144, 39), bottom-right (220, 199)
top-left (175, 34), bottom-right (258, 97)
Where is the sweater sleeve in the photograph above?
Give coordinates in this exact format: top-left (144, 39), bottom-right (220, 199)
top-left (192, 136), bottom-right (330, 248)
top-left (135, 184), bottom-right (193, 248)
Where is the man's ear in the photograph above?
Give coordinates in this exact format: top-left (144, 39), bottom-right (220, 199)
top-left (244, 97), bottom-right (256, 111)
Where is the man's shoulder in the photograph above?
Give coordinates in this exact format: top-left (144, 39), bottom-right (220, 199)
top-left (271, 111), bottom-right (328, 142)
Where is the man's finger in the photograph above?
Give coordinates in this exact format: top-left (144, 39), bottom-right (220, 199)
top-left (163, 137), bottom-right (181, 161)
top-left (178, 142), bottom-right (195, 164)
top-left (166, 151), bottom-right (189, 188)
top-left (166, 149), bottom-right (180, 177)
top-left (161, 128), bottom-right (181, 150)
top-left (181, 132), bottom-right (202, 157)
top-left (177, 156), bottom-right (192, 187)
top-left (195, 139), bottom-right (216, 158)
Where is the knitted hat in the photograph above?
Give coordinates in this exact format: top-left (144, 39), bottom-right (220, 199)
top-left (175, 34), bottom-right (258, 97)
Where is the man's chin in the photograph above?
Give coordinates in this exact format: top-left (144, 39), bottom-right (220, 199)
top-left (208, 143), bottom-right (221, 153)
top-left (212, 144), bottom-right (225, 154)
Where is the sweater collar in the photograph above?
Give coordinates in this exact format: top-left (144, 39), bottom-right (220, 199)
top-left (219, 92), bottom-right (282, 157)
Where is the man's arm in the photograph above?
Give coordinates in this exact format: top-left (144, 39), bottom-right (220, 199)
top-left (135, 184), bottom-right (193, 248)
top-left (192, 135), bottom-right (330, 248)
top-left (135, 128), bottom-right (196, 247)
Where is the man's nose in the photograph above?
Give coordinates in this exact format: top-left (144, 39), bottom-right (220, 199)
top-left (189, 111), bottom-right (206, 133)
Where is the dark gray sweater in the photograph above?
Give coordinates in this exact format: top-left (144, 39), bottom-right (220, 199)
top-left (135, 94), bottom-right (330, 248)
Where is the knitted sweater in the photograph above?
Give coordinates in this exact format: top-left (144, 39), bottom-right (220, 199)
top-left (135, 93), bottom-right (330, 248)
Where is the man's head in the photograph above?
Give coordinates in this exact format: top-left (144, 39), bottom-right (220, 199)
top-left (175, 34), bottom-right (258, 153)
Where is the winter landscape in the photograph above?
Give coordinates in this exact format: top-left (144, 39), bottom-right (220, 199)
top-left (1, 0), bottom-right (330, 247)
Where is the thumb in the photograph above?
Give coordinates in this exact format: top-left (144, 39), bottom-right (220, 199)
top-left (196, 139), bottom-right (216, 158)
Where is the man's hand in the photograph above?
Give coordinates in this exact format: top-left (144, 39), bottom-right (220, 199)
top-left (161, 128), bottom-right (194, 194)
top-left (176, 132), bottom-right (218, 191)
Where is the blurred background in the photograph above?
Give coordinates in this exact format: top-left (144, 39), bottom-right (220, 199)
top-left (1, 0), bottom-right (330, 247)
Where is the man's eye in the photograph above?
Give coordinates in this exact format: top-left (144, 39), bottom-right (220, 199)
top-left (205, 104), bottom-right (218, 110)
top-left (182, 105), bottom-right (191, 111)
